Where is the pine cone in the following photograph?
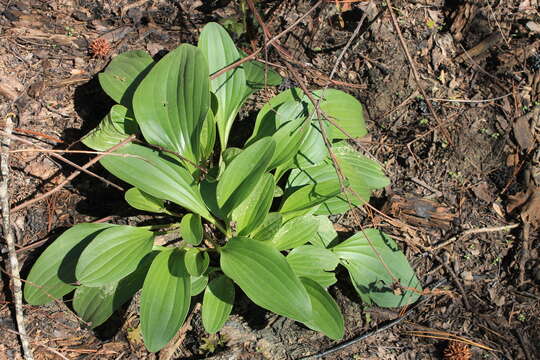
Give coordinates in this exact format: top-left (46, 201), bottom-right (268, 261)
top-left (89, 38), bottom-right (111, 57)
top-left (443, 341), bottom-right (472, 360)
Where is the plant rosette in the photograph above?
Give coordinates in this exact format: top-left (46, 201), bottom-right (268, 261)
top-left (24, 22), bottom-right (422, 352)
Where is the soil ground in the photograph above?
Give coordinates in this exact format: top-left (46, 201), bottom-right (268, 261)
top-left (0, 0), bottom-right (539, 359)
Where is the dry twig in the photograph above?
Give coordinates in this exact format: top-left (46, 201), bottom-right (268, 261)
top-left (11, 135), bottom-right (136, 213)
top-left (430, 223), bottom-right (519, 251)
top-left (3, 132), bottom-right (123, 191)
top-left (1, 113), bottom-right (34, 360)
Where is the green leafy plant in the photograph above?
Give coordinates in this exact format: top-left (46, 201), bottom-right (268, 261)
top-left (24, 23), bottom-right (422, 352)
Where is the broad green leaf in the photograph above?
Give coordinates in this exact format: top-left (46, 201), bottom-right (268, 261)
top-left (232, 173), bottom-right (274, 236)
top-left (287, 161), bottom-right (360, 215)
top-left (141, 249), bottom-right (191, 352)
top-left (253, 88), bottom-right (366, 142)
top-left (125, 187), bottom-right (168, 214)
top-left (252, 88), bottom-right (305, 137)
top-left (220, 237), bottom-right (311, 322)
top-left (251, 212), bottom-right (282, 242)
top-left (98, 50), bottom-right (155, 106)
top-left (199, 179), bottom-right (223, 220)
top-left (133, 44), bottom-right (210, 162)
top-left (100, 143), bottom-right (212, 221)
top-left (199, 22), bottom-right (247, 150)
top-left (250, 93), bottom-right (326, 169)
top-left (287, 146), bottom-right (386, 215)
top-left (314, 88), bottom-right (366, 139)
top-left (294, 122), bottom-right (328, 168)
top-left (248, 100), bottom-right (308, 143)
top-left (73, 283), bottom-right (118, 328)
top-left (202, 275), bottom-right (235, 333)
top-left (333, 142), bottom-right (389, 190)
top-left (300, 278), bottom-right (344, 340)
top-left (279, 179), bottom-right (343, 221)
top-left (216, 137), bottom-right (275, 216)
top-left (269, 106), bottom-right (311, 169)
top-left (191, 266), bottom-right (218, 296)
top-left (311, 216), bottom-right (338, 248)
top-left (332, 229), bottom-right (422, 307)
top-left (185, 248), bottom-right (209, 276)
top-left (271, 215), bottom-right (319, 251)
top-left (191, 274), bottom-right (208, 296)
top-left (248, 101), bottom-right (310, 170)
top-left (24, 223), bottom-right (115, 305)
top-left (200, 105), bottom-right (217, 161)
top-left (181, 214), bottom-right (203, 246)
top-left (82, 105), bottom-right (138, 151)
top-left (287, 245), bottom-right (339, 287)
top-left (73, 251), bottom-right (158, 328)
top-left (76, 226), bottom-right (154, 287)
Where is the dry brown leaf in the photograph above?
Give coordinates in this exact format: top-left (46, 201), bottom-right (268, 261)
top-left (0, 74), bottom-right (24, 101)
top-left (507, 190), bottom-right (530, 213)
top-left (513, 114), bottom-right (535, 150)
top-left (521, 188), bottom-right (540, 229)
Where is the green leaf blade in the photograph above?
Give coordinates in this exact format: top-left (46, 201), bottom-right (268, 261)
top-left (140, 249), bottom-right (191, 352)
top-left (216, 137), bottom-right (275, 216)
top-left (76, 226), bottom-right (154, 287)
top-left (82, 105), bottom-right (138, 151)
top-left (280, 179), bottom-right (343, 221)
top-left (300, 278), bottom-right (344, 340)
top-left (271, 215), bottom-right (319, 251)
top-left (202, 275), bottom-right (235, 334)
top-left (24, 223), bottom-right (115, 305)
top-left (220, 237), bottom-right (311, 322)
top-left (332, 229), bottom-right (422, 307)
top-left (125, 187), bottom-right (168, 214)
top-left (133, 44), bottom-right (210, 161)
top-left (199, 22), bottom-right (247, 150)
top-left (185, 248), bottom-right (210, 276)
top-left (73, 251), bottom-right (158, 328)
top-left (232, 173), bottom-right (275, 236)
top-left (98, 50), bottom-right (155, 106)
top-left (287, 245), bottom-right (339, 288)
top-left (100, 143), bottom-right (212, 220)
top-left (181, 214), bottom-right (203, 245)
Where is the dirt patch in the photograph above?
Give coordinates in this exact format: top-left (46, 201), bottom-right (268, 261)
top-left (1, 0), bottom-right (539, 359)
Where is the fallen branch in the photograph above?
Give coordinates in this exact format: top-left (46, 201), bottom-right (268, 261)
top-left (430, 223), bottom-right (520, 251)
top-left (2, 131), bottom-right (123, 191)
top-left (1, 113), bottom-right (34, 360)
top-left (11, 135), bottom-right (136, 213)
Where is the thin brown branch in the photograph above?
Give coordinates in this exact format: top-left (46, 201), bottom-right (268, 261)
top-left (430, 223), bottom-right (519, 251)
top-left (13, 128), bottom-right (63, 144)
top-left (11, 135), bottom-right (136, 213)
top-left (1, 113), bottom-right (34, 360)
top-left (3, 132), bottom-right (123, 191)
